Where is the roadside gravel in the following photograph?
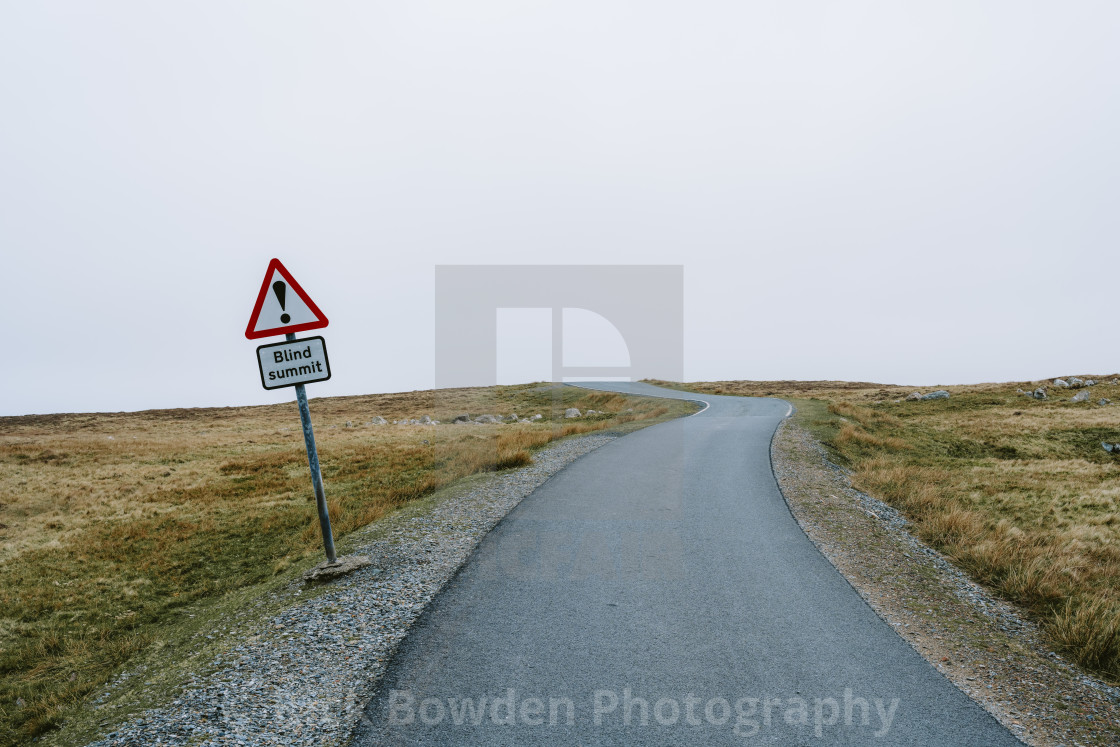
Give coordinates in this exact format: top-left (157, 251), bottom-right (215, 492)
top-left (771, 417), bottom-right (1120, 746)
top-left (87, 433), bottom-right (618, 747)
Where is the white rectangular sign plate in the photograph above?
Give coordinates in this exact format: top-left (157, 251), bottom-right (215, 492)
top-left (257, 336), bottom-right (331, 390)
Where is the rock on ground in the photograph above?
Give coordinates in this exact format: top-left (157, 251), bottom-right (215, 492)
top-left (301, 555), bottom-right (373, 584)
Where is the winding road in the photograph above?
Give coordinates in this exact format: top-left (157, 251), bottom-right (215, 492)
top-left (354, 382), bottom-right (1020, 745)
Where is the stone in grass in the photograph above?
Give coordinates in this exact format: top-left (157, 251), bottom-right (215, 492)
top-left (1053, 379), bottom-right (1070, 388)
top-left (303, 555), bottom-right (374, 584)
top-left (921, 390), bottom-right (950, 400)
top-left (564, 408), bottom-right (582, 418)
top-left (1103, 443), bottom-right (1120, 454)
top-left (370, 416), bottom-right (388, 425)
top-left (1071, 389), bottom-right (1090, 403)
top-left (906, 392), bottom-right (923, 401)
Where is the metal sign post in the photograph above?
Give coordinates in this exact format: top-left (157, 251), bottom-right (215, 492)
top-left (287, 332), bottom-right (337, 564)
top-left (245, 258), bottom-right (339, 566)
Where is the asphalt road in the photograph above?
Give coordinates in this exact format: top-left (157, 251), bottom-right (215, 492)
top-left (353, 382), bottom-right (1020, 745)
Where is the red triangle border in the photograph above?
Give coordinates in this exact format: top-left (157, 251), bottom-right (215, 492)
top-left (244, 258), bottom-right (330, 339)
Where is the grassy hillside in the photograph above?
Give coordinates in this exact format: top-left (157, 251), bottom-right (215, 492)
top-left (0, 384), bottom-right (694, 744)
top-left (650, 377), bottom-right (1120, 685)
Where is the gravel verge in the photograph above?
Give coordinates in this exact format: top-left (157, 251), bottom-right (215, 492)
top-left (85, 432), bottom-right (618, 747)
top-left (771, 417), bottom-right (1120, 746)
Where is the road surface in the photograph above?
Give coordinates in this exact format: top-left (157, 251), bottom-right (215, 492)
top-left (353, 382), bottom-right (1020, 745)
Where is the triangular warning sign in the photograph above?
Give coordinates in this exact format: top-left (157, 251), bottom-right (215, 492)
top-left (245, 259), bottom-right (329, 339)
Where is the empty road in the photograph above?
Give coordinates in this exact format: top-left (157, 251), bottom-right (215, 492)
top-left (354, 382), bottom-right (1019, 745)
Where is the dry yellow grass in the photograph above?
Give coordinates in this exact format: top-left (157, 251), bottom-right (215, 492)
top-left (0, 383), bottom-right (690, 744)
top-left (834, 423), bottom-right (912, 452)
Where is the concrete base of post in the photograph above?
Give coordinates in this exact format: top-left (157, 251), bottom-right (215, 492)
top-left (302, 554), bottom-right (375, 584)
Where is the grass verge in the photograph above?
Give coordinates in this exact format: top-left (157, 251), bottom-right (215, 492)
top-left (648, 377), bottom-right (1120, 685)
top-left (0, 383), bottom-right (694, 745)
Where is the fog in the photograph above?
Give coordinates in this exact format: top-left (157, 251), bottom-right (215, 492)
top-left (2, 2), bottom-right (1117, 415)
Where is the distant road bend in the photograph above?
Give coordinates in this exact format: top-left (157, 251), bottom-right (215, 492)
top-left (354, 382), bottom-right (1020, 745)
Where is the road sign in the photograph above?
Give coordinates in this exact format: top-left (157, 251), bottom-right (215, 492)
top-left (242, 259), bottom-right (337, 562)
top-left (245, 258), bottom-right (329, 339)
top-left (257, 336), bottom-right (331, 390)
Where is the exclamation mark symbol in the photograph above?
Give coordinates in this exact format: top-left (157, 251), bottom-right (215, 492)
top-left (273, 281), bottom-right (291, 324)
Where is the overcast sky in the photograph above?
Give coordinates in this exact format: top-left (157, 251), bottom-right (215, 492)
top-left (2, 2), bottom-right (1118, 416)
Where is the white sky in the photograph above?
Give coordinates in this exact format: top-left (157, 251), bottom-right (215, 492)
top-left (2, 2), bottom-right (1118, 416)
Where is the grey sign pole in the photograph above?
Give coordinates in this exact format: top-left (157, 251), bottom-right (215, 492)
top-left (286, 332), bottom-right (337, 564)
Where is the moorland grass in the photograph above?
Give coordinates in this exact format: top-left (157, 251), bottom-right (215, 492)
top-left (0, 384), bottom-right (691, 744)
top-left (649, 377), bottom-right (1120, 684)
